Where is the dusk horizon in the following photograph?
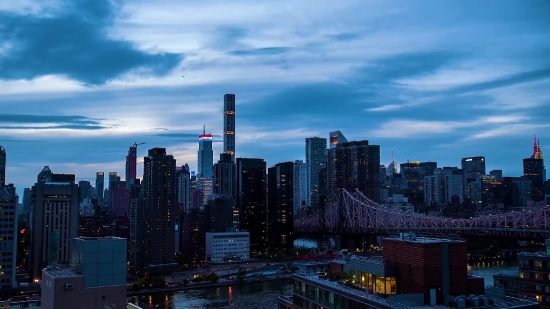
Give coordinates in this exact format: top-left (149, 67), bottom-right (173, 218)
top-left (2, 0), bottom-right (550, 195)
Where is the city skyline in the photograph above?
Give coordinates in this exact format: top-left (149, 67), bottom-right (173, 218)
top-left (1, 0), bottom-right (550, 194)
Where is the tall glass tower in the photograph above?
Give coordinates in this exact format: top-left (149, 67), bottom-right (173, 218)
top-left (306, 137), bottom-right (327, 209)
top-left (0, 146), bottom-right (5, 187)
top-left (126, 144), bottom-right (137, 188)
top-left (223, 94), bottom-right (236, 162)
top-left (198, 127), bottom-right (214, 178)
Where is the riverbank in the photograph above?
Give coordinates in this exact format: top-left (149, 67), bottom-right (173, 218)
top-left (126, 275), bottom-right (293, 296)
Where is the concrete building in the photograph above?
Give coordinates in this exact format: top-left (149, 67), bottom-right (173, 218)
top-left (268, 162), bottom-right (294, 251)
top-left (141, 148), bottom-right (178, 274)
top-left (306, 137), bottom-right (327, 209)
top-left (0, 186), bottom-right (18, 293)
top-left (293, 160), bottom-right (310, 213)
top-left (95, 172), bottom-right (104, 205)
top-left (223, 94), bottom-right (236, 162)
top-left (236, 158), bottom-right (267, 254)
top-left (205, 232), bottom-right (249, 265)
top-left (41, 237), bottom-right (127, 309)
top-left (177, 165), bottom-right (191, 212)
top-left (30, 177), bottom-right (79, 281)
top-left (327, 138), bottom-right (381, 203)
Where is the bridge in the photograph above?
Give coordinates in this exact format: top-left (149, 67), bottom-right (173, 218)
top-left (295, 189), bottom-right (550, 239)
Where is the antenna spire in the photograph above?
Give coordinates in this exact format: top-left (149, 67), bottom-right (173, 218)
top-left (203, 125), bottom-right (205, 135)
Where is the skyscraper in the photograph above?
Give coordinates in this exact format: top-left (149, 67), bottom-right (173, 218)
top-left (142, 148), bottom-right (178, 273)
top-left (0, 146), bottom-right (5, 187)
top-left (96, 172), bottom-right (104, 204)
top-left (461, 156), bottom-right (486, 179)
top-left (213, 153), bottom-right (237, 198)
top-left (223, 94), bottom-right (236, 162)
top-left (305, 137), bottom-right (327, 209)
top-left (0, 184), bottom-right (17, 291)
top-left (198, 127), bottom-right (214, 206)
top-left (268, 162), bottom-right (294, 251)
top-left (293, 160), bottom-right (310, 212)
top-left (177, 165), bottom-right (191, 212)
top-left (524, 158), bottom-right (545, 202)
top-left (126, 144), bottom-right (138, 188)
top-left (30, 174), bottom-right (79, 280)
top-left (327, 139), bottom-right (381, 203)
top-left (237, 158), bottom-right (267, 253)
top-left (37, 166), bottom-right (52, 183)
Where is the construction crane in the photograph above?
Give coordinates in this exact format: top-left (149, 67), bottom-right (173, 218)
top-left (132, 142), bottom-right (145, 148)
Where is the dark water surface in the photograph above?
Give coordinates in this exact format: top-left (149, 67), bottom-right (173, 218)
top-left (129, 280), bottom-right (293, 309)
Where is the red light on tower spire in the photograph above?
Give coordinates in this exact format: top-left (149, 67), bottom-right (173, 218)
top-left (532, 134), bottom-right (538, 158)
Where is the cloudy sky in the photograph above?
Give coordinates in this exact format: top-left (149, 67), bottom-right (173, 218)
top-left (1, 0), bottom-right (550, 195)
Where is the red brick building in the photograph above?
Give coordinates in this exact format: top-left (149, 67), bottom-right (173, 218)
top-left (383, 235), bottom-right (484, 305)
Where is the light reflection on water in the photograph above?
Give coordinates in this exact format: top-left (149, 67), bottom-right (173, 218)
top-left (130, 280), bottom-right (293, 309)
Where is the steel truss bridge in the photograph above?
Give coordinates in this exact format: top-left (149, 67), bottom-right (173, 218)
top-left (294, 189), bottom-right (550, 239)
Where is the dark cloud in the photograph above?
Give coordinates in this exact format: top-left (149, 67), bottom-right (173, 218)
top-left (229, 47), bottom-right (292, 56)
top-left (0, 0), bottom-right (182, 85)
top-left (329, 32), bottom-right (361, 41)
top-left (0, 114), bottom-right (102, 125)
top-left (445, 68), bottom-right (550, 95)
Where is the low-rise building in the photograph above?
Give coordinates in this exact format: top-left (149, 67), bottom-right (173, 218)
top-left (205, 232), bottom-right (249, 265)
top-left (41, 237), bottom-right (127, 309)
top-left (494, 239), bottom-right (550, 306)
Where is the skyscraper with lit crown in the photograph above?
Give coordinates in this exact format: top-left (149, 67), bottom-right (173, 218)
top-left (198, 127), bottom-right (214, 205)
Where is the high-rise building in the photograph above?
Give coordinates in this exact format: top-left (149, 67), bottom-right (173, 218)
top-left (205, 195), bottom-right (237, 232)
top-left (22, 187), bottom-right (31, 213)
top-left (30, 175), bottom-right (79, 281)
top-left (223, 94), bottom-right (236, 162)
top-left (461, 156), bottom-right (486, 179)
top-left (213, 153), bottom-right (237, 198)
top-left (0, 146), bottom-right (5, 187)
top-left (237, 158), bottom-right (267, 253)
top-left (198, 128), bottom-right (214, 206)
top-left (386, 149), bottom-right (398, 176)
top-left (126, 144), bottom-right (138, 189)
top-left (0, 186), bottom-right (18, 291)
top-left (489, 170), bottom-right (503, 182)
top-left (181, 208), bottom-right (208, 265)
top-left (110, 180), bottom-right (129, 217)
top-left (95, 172), bottom-right (104, 204)
top-left (78, 180), bottom-right (92, 203)
top-left (293, 160), bottom-right (310, 213)
top-left (327, 139), bottom-right (381, 203)
top-left (524, 157), bottom-right (545, 202)
top-left (306, 137), bottom-right (327, 209)
top-left (129, 180), bottom-right (142, 269)
top-left (108, 172), bottom-right (118, 190)
top-left (502, 177), bottom-right (532, 208)
top-left (142, 148), bottom-right (178, 274)
top-left (177, 165), bottom-right (191, 212)
top-left (424, 168), bottom-right (464, 206)
top-left (267, 162), bottom-right (294, 251)
top-left (38, 166), bottom-right (52, 183)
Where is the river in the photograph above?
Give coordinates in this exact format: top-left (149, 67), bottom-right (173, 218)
top-left (129, 260), bottom-right (517, 308)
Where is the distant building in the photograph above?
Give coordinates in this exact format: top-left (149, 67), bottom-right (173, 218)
top-left (37, 166), bottom-right (53, 183)
top-left (237, 158), bottom-right (267, 254)
top-left (524, 157), bottom-right (545, 202)
top-left (223, 94), bottom-right (236, 162)
top-left (327, 137), bottom-right (381, 203)
top-left (41, 237), bottom-right (127, 309)
top-left (306, 137), bottom-right (327, 209)
top-left (198, 129), bottom-right (214, 206)
top-left (22, 187), bottom-right (31, 213)
top-left (110, 180), bottom-right (129, 217)
top-left (489, 170), bottom-right (503, 181)
top-left (126, 143), bottom-right (138, 189)
top-left (177, 165), bottom-right (191, 212)
top-left (268, 162), bottom-right (294, 251)
top-left (0, 186), bottom-right (18, 292)
top-left (181, 208), bottom-right (208, 265)
top-left (95, 172), bottom-right (104, 205)
top-left (141, 148), bottom-right (178, 274)
top-left (0, 146), bottom-right (5, 187)
top-left (205, 232), bottom-right (250, 265)
top-left (213, 153), bottom-right (237, 198)
top-left (78, 180), bottom-right (92, 203)
top-left (293, 160), bottom-right (310, 213)
top-left (30, 176), bottom-right (79, 281)
top-left (205, 195), bottom-right (237, 232)
top-left (461, 156), bottom-right (486, 179)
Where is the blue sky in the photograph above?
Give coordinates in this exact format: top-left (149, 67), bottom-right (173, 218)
top-left (1, 0), bottom-right (550, 195)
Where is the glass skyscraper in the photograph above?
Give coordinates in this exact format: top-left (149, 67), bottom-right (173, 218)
top-left (306, 137), bottom-right (327, 209)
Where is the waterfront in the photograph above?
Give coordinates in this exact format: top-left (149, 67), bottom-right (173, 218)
top-left (128, 260), bottom-right (517, 308)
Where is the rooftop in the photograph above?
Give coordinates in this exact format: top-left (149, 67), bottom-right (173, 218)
top-left (43, 261), bottom-right (81, 278)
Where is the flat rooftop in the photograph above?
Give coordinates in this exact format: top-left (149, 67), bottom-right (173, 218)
top-left (75, 236), bottom-right (126, 241)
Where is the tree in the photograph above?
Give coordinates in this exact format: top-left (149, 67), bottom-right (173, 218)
top-left (207, 272), bottom-right (219, 283)
top-left (236, 267), bottom-right (246, 283)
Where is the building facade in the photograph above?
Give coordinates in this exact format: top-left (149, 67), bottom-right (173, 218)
top-left (461, 156), bottom-right (486, 180)
top-left (306, 137), bottom-right (327, 209)
top-left (223, 94), bottom-right (236, 162)
top-left (142, 148), bottom-right (178, 274)
top-left (41, 237), bottom-right (127, 309)
top-left (524, 158), bottom-right (545, 202)
top-left (236, 158), bottom-right (267, 254)
top-left (0, 146), bottom-right (5, 188)
top-left (213, 153), bottom-right (237, 198)
top-left (126, 144), bottom-right (138, 189)
top-left (268, 162), bottom-right (294, 251)
top-left (30, 177), bottom-right (79, 281)
top-left (205, 232), bottom-right (249, 265)
top-left (177, 165), bottom-right (191, 212)
top-left (95, 172), bottom-right (104, 205)
top-left (293, 160), bottom-right (310, 213)
top-left (0, 187), bottom-right (18, 292)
